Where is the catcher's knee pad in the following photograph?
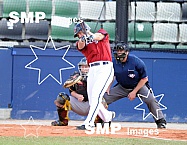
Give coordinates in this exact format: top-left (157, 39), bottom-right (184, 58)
top-left (56, 92), bottom-right (71, 110)
top-left (57, 92), bottom-right (70, 105)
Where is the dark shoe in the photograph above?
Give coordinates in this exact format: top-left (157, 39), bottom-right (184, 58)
top-left (157, 122), bottom-right (166, 129)
top-left (156, 118), bottom-right (166, 129)
top-left (76, 125), bottom-right (95, 130)
top-left (76, 125), bottom-right (86, 130)
top-left (51, 120), bottom-right (68, 126)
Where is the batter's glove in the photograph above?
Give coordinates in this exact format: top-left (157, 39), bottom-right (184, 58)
top-left (63, 72), bottom-right (82, 88)
top-left (80, 35), bottom-right (94, 45)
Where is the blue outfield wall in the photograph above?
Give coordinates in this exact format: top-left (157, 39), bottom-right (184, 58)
top-left (0, 47), bottom-right (187, 123)
top-left (0, 48), bottom-right (12, 108)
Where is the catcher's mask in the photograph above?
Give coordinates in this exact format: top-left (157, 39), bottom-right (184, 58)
top-left (74, 22), bottom-right (91, 38)
top-left (113, 43), bottom-right (129, 62)
top-left (78, 57), bottom-right (89, 79)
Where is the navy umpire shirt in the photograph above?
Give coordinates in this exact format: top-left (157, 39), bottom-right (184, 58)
top-left (113, 54), bottom-right (148, 89)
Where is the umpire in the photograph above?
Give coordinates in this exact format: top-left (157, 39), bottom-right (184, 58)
top-left (104, 42), bottom-right (167, 129)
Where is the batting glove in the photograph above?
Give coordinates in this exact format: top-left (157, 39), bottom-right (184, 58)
top-left (80, 35), bottom-right (87, 42)
top-left (80, 35), bottom-right (94, 45)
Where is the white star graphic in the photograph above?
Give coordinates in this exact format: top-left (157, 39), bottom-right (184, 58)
top-left (20, 116), bottom-right (42, 138)
top-left (149, 3), bottom-right (174, 24)
top-left (134, 88), bottom-right (167, 120)
top-left (25, 36), bottom-right (75, 85)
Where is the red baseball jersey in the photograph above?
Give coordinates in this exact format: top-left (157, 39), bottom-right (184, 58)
top-left (77, 29), bottom-right (112, 65)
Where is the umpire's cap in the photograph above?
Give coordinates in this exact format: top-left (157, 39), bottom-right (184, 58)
top-left (113, 42), bottom-right (129, 51)
top-left (74, 22), bottom-right (91, 38)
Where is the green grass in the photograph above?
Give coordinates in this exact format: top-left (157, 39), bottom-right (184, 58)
top-left (0, 136), bottom-right (186, 145)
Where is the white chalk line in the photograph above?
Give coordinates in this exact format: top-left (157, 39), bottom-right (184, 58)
top-left (115, 131), bottom-right (187, 142)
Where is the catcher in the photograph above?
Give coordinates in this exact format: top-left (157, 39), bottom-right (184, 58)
top-left (51, 57), bottom-right (107, 126)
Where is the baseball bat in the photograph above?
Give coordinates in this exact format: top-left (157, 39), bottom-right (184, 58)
top-left (80, 21), bottom-right (88, 37)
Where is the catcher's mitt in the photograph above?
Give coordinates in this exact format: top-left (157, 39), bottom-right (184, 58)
top-left (63, 72), bottom-right (82, 88)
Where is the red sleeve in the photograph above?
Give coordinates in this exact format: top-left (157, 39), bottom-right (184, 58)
top-left (98, 29), bottom-right (108, 35)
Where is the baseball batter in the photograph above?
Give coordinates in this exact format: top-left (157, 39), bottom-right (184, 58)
top-left (74, 22), bottom-right (115, 130)
top-left (104, 42), bottom-right (167, 128)
top-left (51, 57), bottom-right (105, 126)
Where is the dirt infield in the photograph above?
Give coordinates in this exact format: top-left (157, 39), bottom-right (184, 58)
top-left (0, 120), bottom-right (187, 141)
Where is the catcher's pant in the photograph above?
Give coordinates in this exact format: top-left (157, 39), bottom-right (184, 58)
top-left (83, 61), bottom-right (114, 127)
top-left (70, 96), bottom-right (89, 116)
top-left (104, 84), bottom-right (165, 121)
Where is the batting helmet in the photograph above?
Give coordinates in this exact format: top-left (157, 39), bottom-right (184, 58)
top-left (113, 42), bottom-right (129, 62)
top-left (74, 22), bottom-right (91, 38)
top-left (56, 92), bottom-right (70, 105)
top-left (78, 57), bottom-right (89, 79)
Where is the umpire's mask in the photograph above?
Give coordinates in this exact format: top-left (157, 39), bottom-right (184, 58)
top-left (113, 43), bottom-right (129, 62)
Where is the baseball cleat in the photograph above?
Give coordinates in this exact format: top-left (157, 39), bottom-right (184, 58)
top-left (51, 120), bottom-right (68, 126)
top-left (76, 125), bottom-right (86, 130)
top-left (157, 123), bottom-right (166, 129)
top-left (76, 125), bottom-right (95, 130)
top-left (156, 118), bottom-right (167, 129)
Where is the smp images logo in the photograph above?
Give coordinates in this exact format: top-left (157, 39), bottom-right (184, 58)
top-left (8, 11), bottom-right (83, 25)
top-left (8, 11), bottom-right (46, 23)
top-left (85, 123), bottom-right (121, 135)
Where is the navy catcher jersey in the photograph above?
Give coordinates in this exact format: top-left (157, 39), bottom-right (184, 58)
top-left (113, 54), bottom-right (148, 89)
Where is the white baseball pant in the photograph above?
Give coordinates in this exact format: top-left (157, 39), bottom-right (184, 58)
top-left (83, 61), bottom-right (114, 127)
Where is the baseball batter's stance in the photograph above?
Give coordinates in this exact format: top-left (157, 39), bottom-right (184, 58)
top-left (74, 22), bottom-right (115, 130)
top-left (51, 57), bottom-right (106, 126)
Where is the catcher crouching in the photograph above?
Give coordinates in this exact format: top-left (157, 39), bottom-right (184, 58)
top-left (51, 92), bottom-right (70, 126)
top-left (51, 57), bottom-right (107, 126)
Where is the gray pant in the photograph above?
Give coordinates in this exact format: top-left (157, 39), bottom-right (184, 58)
top-left (70, 96), bottom-right (90, 116)
top-left (104, 84), bottom-right (164, 121)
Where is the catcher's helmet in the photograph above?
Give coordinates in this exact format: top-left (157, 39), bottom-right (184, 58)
top-left (78, 57), bottom-right (89, 78)
top-left (113, 42), bottom-right (129, 62)
top-left (74, 22), bottom-right (91, 38)
top-left (56, 92), bottom-right (70, 105)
